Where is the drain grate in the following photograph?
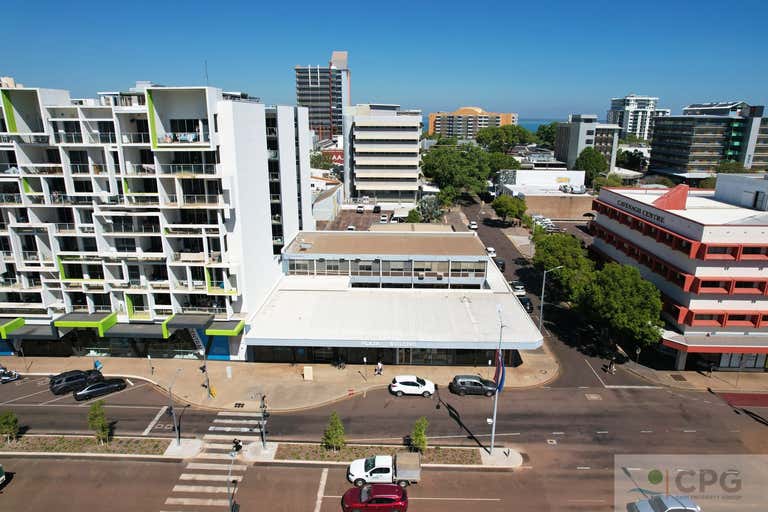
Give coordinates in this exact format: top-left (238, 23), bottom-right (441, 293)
top-left (671, 374), bottom-right (687, 382)
top-left (233, 402), bottom-right (245, 408)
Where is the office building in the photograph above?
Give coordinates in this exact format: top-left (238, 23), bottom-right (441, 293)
top-left (650, 102), bottom-right (767, 179)
top-left (607, 94), bottom-right (670, 141)
top-left (295, 51), bottom-right (351, 141)
top-left (591, 176), bottom-right (768, 372)
top-left (554, 114), bottom-right (621, 170)
top-left (0, 80), bottom-right (313, 359)
top-left (428, 107), bottom-right (517, 139)
top-left (343, 104), bottom-right (421, 202)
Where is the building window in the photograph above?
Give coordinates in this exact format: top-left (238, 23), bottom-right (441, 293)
top-left (288, 259), bottom-right (311, 275)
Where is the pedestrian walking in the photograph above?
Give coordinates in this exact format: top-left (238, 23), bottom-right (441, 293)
top-left (608, 357), bottom-right (616, 375)
top-left (375, 360), bottom-right (383, 376)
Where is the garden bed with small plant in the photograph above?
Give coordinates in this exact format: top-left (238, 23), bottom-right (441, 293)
top-left (274, 412), bottom-right (481, 465)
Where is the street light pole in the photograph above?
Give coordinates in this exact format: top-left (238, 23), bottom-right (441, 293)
top-left (168, 368), bottom-right (182, 446)
top-left (490, 305), bottom-right (504, 454)
top-left (539, 265), bottom-right (564, 333)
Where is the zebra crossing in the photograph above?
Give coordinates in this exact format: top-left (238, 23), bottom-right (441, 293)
top-left (160, 411), bottom-right (264, 511)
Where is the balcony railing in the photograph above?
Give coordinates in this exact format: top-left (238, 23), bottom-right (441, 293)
top-left (270, 194), bottom-right (281, 203)
top-left (93, 305), bottom-right (112, 312)
top-left (268, 172), bottom-right (280, 182)
top-left (157, 132), bottom-right (210, 144)
top-left (0, 278), bottom-right (18, 287)
top-left (159, 163), bottom-right (217, 175)
top-left (0, 165), bottom-right (20, 175)
top-left (21, 251), bottom-right (39, 261)
top-left (121, 132), bottom-right (151, 144)
top-left (0, 194), bottom-right (22, 204)
top-left (0, 251), bottom-right (13, 258)
top-left (127, 196), bottom-right (160, 205)
top-left (87, 132), bottom-right (116, 144)
top-left (125, 163), bottom-right (156, 175)
top-left (55, 223), bottom-right (76, 232)
top-left (181, 194), bottom-right (222, 205)
top-left (20, 165), bottom-right (62, 175)
top-left (1, 134), bottom-right (50, 144)
top-left (70, 163), bottom-right (90, 174)
top-left (50, 194), bottom-right (91, 205)
top-left (109, 224), bottom-right (161, 233)
top-left (181, 306), bottom-right (226, 314)
top-left (55, 132), bottom-right (83, 144)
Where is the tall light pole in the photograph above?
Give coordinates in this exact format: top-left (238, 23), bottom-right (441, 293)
top-left (539, 265), bottom-right (563, 332)
top-left (168, 368), bottom-right (182, 446)
top-left (490, 304), bottom-right (504, 454)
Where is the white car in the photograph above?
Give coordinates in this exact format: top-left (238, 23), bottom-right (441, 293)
top-left (389, 375), bottom-right (436, 397)
top-left (486, 247), bottom-right (497, 258)
top-left (468, 221), bottom-right (478, 230)
top-left (380, 214), bottom-right (389, 224)
top-left (346, 225), bottom-right (356, 231)
top-left (509, 280), bottom-right (526, 296)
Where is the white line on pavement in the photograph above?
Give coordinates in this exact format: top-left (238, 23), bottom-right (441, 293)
top-left (187, 462), bottom-right (247, 472)
top-left (208, 426), bottom-right (261, 433)
top-left (583, 359), bottom-right (606, 388)
top-left (217, 411), bottom-right (264, 417)
top-left (126, 379), bottom-right (134, 386)
top-left (640, 430), bottom-right (653, 433)
top-left (179, 474), bottom-right (243, 482)
top-left (1, 388), bottom-right (52, 404)
top-left (77, 382), bottom-right (148, 406)
top-left (577, 466), bottom-right (591, 470)
top-left (165, 497), bottom-right (230, 506)
top-left (324, 496), bottom-right (502, 502)
top-left (683, 430), bottom-right (697, 433)
top-left (39, 393), bottom-right (76, 405)
top-left (314, 468), bottom-right (328, 512)
top-left (203, 434), bottom-right (261, 441)
top-left (142, 406), bottom-right (168, 436)
top-left (172, 484), bottom-right (229, 493)
top-left (213, 418), bottom-right (261, 424)
top-left (551, 432), bottom-right (565, 435)
top-left (596, 431), bottom-right (609, 434)
top-left (605, 385), bottom-right (662, 389)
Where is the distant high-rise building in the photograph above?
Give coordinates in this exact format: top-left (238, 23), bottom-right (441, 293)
top-left (555, 114), bottom-right (620, 170)
top-left (295, 51), bottom-right (351, 141)
top-left (650, 101), bottom-right (767, 177)
top-left (343, 104), bottom-right (421, 202)
top-left (607, 94), bottom-right (670, 141)
top-left (428, 107), bottom-right (517, 139)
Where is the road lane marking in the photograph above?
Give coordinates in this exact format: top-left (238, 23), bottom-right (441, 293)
top-left (187, 462), bottom-right (246, 471)
top-left (314, 468), bottom-right (328, 512)
top-left (217, 411), bottom-right (264, 418)
top-left (213, 418), bottom-right (261, 424)
top-left (596, 431), bottom-right (608, 434)
top-left (551, 431), bottom-right (564, 435)
top-left (172, 485), bottom-right (228, 493)
top-left (194, 453), bottom-right (233, 460)
top-left (203, 434), bottom-right (261, 441)
top-left (640, 430), bottom-right (653, 433)
top-left (605, 385), bottom-right (662, 389)
top-left (76, 382), bottom-right (148, 406)
top-left (583, 359), bottom-right (606, 388)
top-left (180, 474), bottom-right (243, 482)
top-left (1, 388), bottom-right (52, 404)
top-left (208, 426), bottom-right (261, 433)
top-left (577, 466), bottom-right (591, 470)
top-left (683, 430), bottom-right (697, 433)
top-left (40, 393), bottom-right (76, 405)
top-left (142, 405), bottom-right (167, 436)
top-left (165, 497), bottom-right (229, 506)
top-left (126, 379), bottom-right (134, 386)
top-left (323, 496), bottom-right (502, 501)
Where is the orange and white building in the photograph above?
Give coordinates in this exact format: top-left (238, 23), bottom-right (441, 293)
top-left (591, 175), bottom-right (768, 372)
top-left (428, 107), bottom-right (517, 139)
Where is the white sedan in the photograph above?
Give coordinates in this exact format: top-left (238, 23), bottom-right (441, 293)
top-left (468, 221), bottom-right (478, 230)
top-left (389, 375), bottom-right (436, 397)
top-left (486, 247), bottom-right (497, 258)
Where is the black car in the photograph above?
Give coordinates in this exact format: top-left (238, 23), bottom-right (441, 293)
top-left (448, 375), bottom-right (497, 397)
top-left (49, 369), bottom-right (103, 395)
top-left (372, 205), bottom-right (382, 213)
top-left (73, 378), bottom-right (127, 401)
top-left (494, 258), bottom-right (506, 272)
top-left (519, 296), bottom-right (534, 313)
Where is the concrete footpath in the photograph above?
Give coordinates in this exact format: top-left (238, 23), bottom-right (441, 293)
top-left (0, 347), bottom-right (559, 412)
top-left (624, 359), bottom-right (768, 393)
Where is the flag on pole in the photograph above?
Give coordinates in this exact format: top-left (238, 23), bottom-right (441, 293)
top-left (493, 349), bottom-right (506, 392)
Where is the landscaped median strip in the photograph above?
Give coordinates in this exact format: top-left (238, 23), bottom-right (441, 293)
top-left (274, 443), bottom-right (482, 465)
top-left (0, 434), bottom-right (170, 455)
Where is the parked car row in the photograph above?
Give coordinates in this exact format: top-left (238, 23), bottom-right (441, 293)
top-left (389, 374), bottom-right (499, 398)
top-left (49, 369), bottom-right (127, 401)
top-left (531, 215), bottom-right (563, 233)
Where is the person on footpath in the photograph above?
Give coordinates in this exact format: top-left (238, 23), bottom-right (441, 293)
top-left (375, 360), bottom-right (383, 376)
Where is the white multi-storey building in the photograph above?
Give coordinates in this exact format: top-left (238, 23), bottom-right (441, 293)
top-left (591, 175), bottom-right (768, 372)
top-left (0, 80), bottom-right (312, 359)
top-left (607, 94), bottom-right (670, 141)
top-left (342, 104), bottom-right (421, 202)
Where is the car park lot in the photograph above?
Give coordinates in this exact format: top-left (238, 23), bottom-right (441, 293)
top-left (324, 208), bottom-right (396, 231)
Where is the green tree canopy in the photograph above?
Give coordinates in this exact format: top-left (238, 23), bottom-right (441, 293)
top-left (619, 134), bottom-right (649, 145)
top-left (487, 152), bottom-right (520, 179)
top-left (476, 125), bottom-right (537, 153)
top-left (616, 149), bottom-right (647, 171)
top-left (410, 416), bottom-right (429, 453)
top-left (643, 176), bottom-right (675, 187)
top-left (420, 145), bottom-right (491, 194)
top-left (437, 185), bottom-right (458, 207)
top-left (0, 410), bottom-right (19, 443)
top-left (698, 177), bottom-right (717, 188)
top-left (322, 411), bottom-right (346, 451)
top-left (405, 209), bottom-right (422, 223)
top-left (578, 263), bottom-right (662, 348)
top-left (310, 152), bottom-right (334, 170)
top-left (533, 233), bottom-right (595, 302)
top-left (535, 122), bottom-right (559, 148)
top-left (88, 400), bottom-right (110, 445)
top-left (592, 173), bottom-right (623, 192)
top-left (716, 161), bottom-right (748, 173)
top-left (492, 195), bottom-right (526, 223)
top-left (416, 195), bottom-right (443, 222)
top-left (574, 147), bottom-right (608, 186)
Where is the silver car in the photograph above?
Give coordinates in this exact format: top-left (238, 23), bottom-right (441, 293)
top-left (627, 496), bottom-right (701, 512)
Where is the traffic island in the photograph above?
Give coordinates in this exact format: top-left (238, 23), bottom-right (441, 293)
top-left (274, 443), bottom-right (481, 465)
top-left (0, 435), bottom-right (168, 455)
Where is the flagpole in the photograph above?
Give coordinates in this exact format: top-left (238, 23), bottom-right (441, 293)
top-left (490, 305), bottom-right (504, 454)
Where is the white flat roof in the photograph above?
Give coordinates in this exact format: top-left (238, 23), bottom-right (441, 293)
top-left (609, 188), bottom-right (768, 225)
top-left (246, 279), bottom-right (542, 350)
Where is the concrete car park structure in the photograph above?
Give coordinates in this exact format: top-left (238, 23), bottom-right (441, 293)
top-left (591, 175), bottom-right (768, 371)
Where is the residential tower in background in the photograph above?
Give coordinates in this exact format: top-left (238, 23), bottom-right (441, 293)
top-left (607, 94), bottom-right (670, 141)
top-left (294, 51), bottom-right (351, 141)
top-left (427, 107), bottom-right (517, 139)
top-left (554, 114), bottom-right (620, 170)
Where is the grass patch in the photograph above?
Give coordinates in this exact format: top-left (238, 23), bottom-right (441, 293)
top-left (275, 443), bottom-right (480, 465)
top-left (0, 436), bottom-right (167, 455)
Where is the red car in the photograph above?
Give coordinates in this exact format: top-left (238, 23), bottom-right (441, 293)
top-left (342, 483), bottom-right (408, 511)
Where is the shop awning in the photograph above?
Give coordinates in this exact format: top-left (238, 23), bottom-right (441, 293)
top-left (166, 313), bottom-right (214, 330)
top-left (103, 323), bottom-right (166, 339)
top-left (0, 317), bottom-right (24, 339)
top-left (53, 312), bottom-right (118, 337)
top-left (663, 334), bottom-right (768, 354)
top-left (9, 323), bottom-right (69, 340)
top-left (205, 320), bottom-right (245, 337)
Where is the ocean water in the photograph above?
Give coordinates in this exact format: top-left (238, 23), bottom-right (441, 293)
top-left (517, 118), bottom-right (562, 132)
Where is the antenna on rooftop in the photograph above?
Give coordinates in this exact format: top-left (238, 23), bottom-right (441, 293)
top-left (204, 60), bottom-right (209, 86)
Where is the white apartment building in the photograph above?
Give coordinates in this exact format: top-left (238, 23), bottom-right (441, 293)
top-left (0, 80), bottom-right (313, 359)
top-left (342, 104), bottom-right (421, 202)
top-left (607, 94), bottom-right (670, 141)
top-left (591, 175), bottom-right (768, 372)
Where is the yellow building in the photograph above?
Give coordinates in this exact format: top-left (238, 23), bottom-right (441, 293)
top-left (428, 107), bottom-right (517, 138)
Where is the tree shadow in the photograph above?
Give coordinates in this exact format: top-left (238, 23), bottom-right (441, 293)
top-left (435, 392), bottom-right (489, 453)
top-left (736, 407), bottom-right (768, 427)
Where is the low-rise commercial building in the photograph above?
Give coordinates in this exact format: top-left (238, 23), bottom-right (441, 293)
top-left (591, 175), bottom-right (768, 372)
top-left (555, 114), bottom-right (620, 170)
top-left (428, 107), bottom-right (517, 139)
top-left (650, 102), bottom-right (767, 180)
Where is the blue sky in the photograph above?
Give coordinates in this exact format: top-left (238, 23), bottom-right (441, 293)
top-left (4, 0), bottom-right (767, 118)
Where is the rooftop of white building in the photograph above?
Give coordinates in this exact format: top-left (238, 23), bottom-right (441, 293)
top-left (246, 276), bottom-right (542, 350)
top-left (284, 231), bottom-right (487, 256)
